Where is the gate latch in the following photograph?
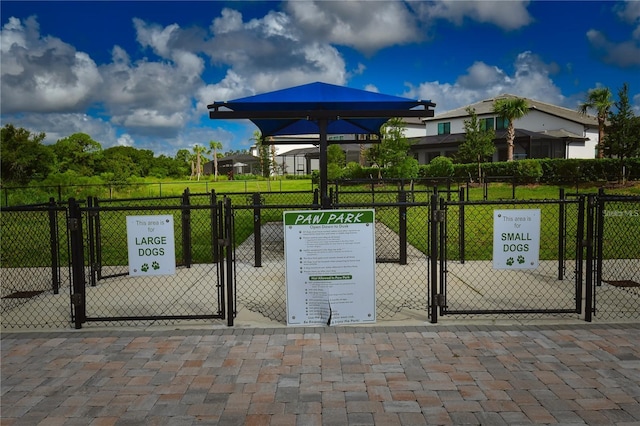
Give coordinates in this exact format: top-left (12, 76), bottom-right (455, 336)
top-left (72, 293), bottom-right (83, 307)
top-left (436, 294), bottom-right (446, 307)
top-left (432, 210), bottom-right (446, 222)
top-left (67, 218), bottom-right (79, 231)
top-left (218, 238), bottom-right (230, 247)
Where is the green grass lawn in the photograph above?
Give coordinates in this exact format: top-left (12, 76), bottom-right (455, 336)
top-left (2, 181), bottom-right (639, 267)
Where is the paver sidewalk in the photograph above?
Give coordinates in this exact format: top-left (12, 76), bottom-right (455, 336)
top-left (2, 323), bottom-right (640, 425)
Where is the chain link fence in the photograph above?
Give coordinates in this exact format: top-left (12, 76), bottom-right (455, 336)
top-left (1, 201), bottom-right (72, 328)
top-left (232, 190), bottom-right (432, 324)
top-left (438, 197), bottom-right (583, 320)
top-left (78, 192), bottom-right (225, 327)
top-left (594, 195), bottom-right (640, 321)
top-left (2, 187), bottom-right (638, 329)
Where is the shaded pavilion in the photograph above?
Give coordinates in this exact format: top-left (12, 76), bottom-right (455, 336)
top-left (207, 82), bottom-right (435, 207)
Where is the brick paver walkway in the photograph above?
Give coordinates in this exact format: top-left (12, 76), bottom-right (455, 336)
top-left (2, 323), bottom-right (640, 425)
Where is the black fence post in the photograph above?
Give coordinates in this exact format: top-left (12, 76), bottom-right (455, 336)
top-left (216, 198), bottom-right (226, 318)
top-left (459, 187), bottom-right (465, 264)
top-left (210, 190), bottom-right (219, 263)
top-left (398, 190), bottom-right (407, 265)
top-left (596, 188), bottom-right (605, 288)
top-left (68, 197), bottom-right (86, 329)
top-left (86, 197), bottom-right (97, 287)
top-left (94, 197), bottom-right (103, 281)
top-left (575, 195), bottom-right (585, 314)
top-left (429, 189), bottom-right (439, 324)
top-left (558, 188), bottom-right (566, 280)
top-left (253, 192), bottom-right (262, 267)
top-left (181, 188), bottom-right (192, 268)
top-left (313, 188), bottom-right (319, 206)
top-left (48, 198), bottom-right (60, 294)
top-left (584, 194), bottom-right (595, 322)
top-left (225, 197), bottom-right (235, 326)
top-left (512, 176), bottom-right (516, 199)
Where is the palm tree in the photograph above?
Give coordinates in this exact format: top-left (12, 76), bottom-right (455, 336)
top-left (578, 87), bottom-right (612, 159)
top-left (493, 97), bottom-right (529, 161)
top-left (191, 144), bottom-right (206, 181)
top-left (207, 140), bottom-right (223, 181)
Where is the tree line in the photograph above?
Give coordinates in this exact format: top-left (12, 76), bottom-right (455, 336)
top-left (0, 125), bottom-right (247, 185)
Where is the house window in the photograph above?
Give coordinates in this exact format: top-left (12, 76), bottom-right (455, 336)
top-left (437, 122), bottom-right (451, 135)
top-left (496, 117), bottom-right (509, 130)
top-left (480, 118), bottom-right (494, 131)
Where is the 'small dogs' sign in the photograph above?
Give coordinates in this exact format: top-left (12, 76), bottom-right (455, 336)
top-left (493, 209), bottom-right (541, 270)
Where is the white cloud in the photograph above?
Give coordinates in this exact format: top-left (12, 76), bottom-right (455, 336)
top-left (286, 1), bottom-right (421, 54)
top-left (0, 16), bottom-right (102, 114)
top-left (412, 0), bottom-right (533, 31)
top-left (117, 134), bottom-right (135, 147)
top-left (203, 8), bottom-right (347, 95)
top-left (587, 1), bottom-right (640, 68)
top-left (404, 51), bottom-right (564, 113)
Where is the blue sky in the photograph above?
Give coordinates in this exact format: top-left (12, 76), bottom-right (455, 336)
top-left (1, 1), bottom-right (639, 156)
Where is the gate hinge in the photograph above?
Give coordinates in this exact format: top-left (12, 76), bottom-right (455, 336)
top-left (218, 238), bottom-right (230, 247)
top-left (436, 294), bottom-right (446, 307)
top-left (432, 210), bottom-right (446, 222)
top-left (67, 218), bottom-right (79, 231)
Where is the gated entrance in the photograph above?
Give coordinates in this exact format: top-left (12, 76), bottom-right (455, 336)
top-left (590, 192), bottom-right (640, 321)
top-left (68, 191), bottom-right (234, 328)
top-left (428, 191), bottom-right (585, 322)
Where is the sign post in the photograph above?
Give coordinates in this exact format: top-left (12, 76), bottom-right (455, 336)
top-left (127, 215), bottom-right (176, 276)
top-left (284, 209), bottom-right (376, 326)
top-left (493, 209), bottom-right (541, 269)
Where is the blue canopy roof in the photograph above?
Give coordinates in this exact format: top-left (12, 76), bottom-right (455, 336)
top-left (207, 82), bottom-right (435, 138)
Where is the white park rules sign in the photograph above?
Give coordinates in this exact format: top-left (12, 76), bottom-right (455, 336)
top-left (126, 215), bottom-right (176, 276)
top-left (283, 209), bottom-right (376, 326)
top-left (493, 209), bottom-right (540, 269)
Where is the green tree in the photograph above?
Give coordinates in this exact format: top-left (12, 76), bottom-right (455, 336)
top-left (251, 130), bottom-right (271, 178)
top-left (579, 87), bottom-right (613, 159)
top-left (605, 83), bottom-right (640, 181)
top-left (52, 133), bottom-right (102, 176)
top-left (366, 118), bottom-right (418, 178)
top-left (327, 144), bottom-right (345, 180)
top-left (1, 124), bottom-right (51, 183)
top-left (207, 140), bottom-right (223, 180)
top-left (493, 97), bottom-right (529, 162)
top-left (457, 107), bottom-right (496, 181)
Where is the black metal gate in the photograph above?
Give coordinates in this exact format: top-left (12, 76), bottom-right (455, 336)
top-left (429, 190), bottom-right (585, 322)
top-left (589, 192), bottom-right (640, 321)
top-left (67, 191), bottom-right (235, 328)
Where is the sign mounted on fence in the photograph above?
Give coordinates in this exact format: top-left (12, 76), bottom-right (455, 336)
top-left (283, 209), bottom-right (376, 326)
top-left (493, 209), bottom-right (540, 270)
top-left (126, 215), bottom-right (176, 276)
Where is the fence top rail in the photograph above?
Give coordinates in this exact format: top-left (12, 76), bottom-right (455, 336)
top-left (0, 205), bottom-right (67, 212)
top-left (82, 204), bottom-right (217, 212)
top-left (94, 195), bottom-right (185, 204)
top-left (599, 194), bottom-right (640, 201)
top-left (218, 190), bottom-right (315, 196)
top-left (232, 203), bottom-right (321, 211)
top-left (444, 197), bottom-right (582, 207)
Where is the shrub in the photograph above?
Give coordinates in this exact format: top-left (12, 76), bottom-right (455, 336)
top-left (515, 159), bottom-right (543, 183)
top-left (425, 156), bottom-right (454, 177)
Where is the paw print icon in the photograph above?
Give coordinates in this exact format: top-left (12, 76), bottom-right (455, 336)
top-left (506, 257), bottom-right (514, 266)
top-left (152, 261), bottom-right (160, 270)
top-left (141, 263), bottom-right (149, 272)
top-left (517, 255), bottom-right (525, 264)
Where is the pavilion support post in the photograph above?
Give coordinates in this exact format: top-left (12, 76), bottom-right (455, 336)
top-left (318, 119), bottom-right (330, 209)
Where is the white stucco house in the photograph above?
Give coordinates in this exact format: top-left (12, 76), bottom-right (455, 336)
top-left (411, 94), bottom-right (599, 163)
